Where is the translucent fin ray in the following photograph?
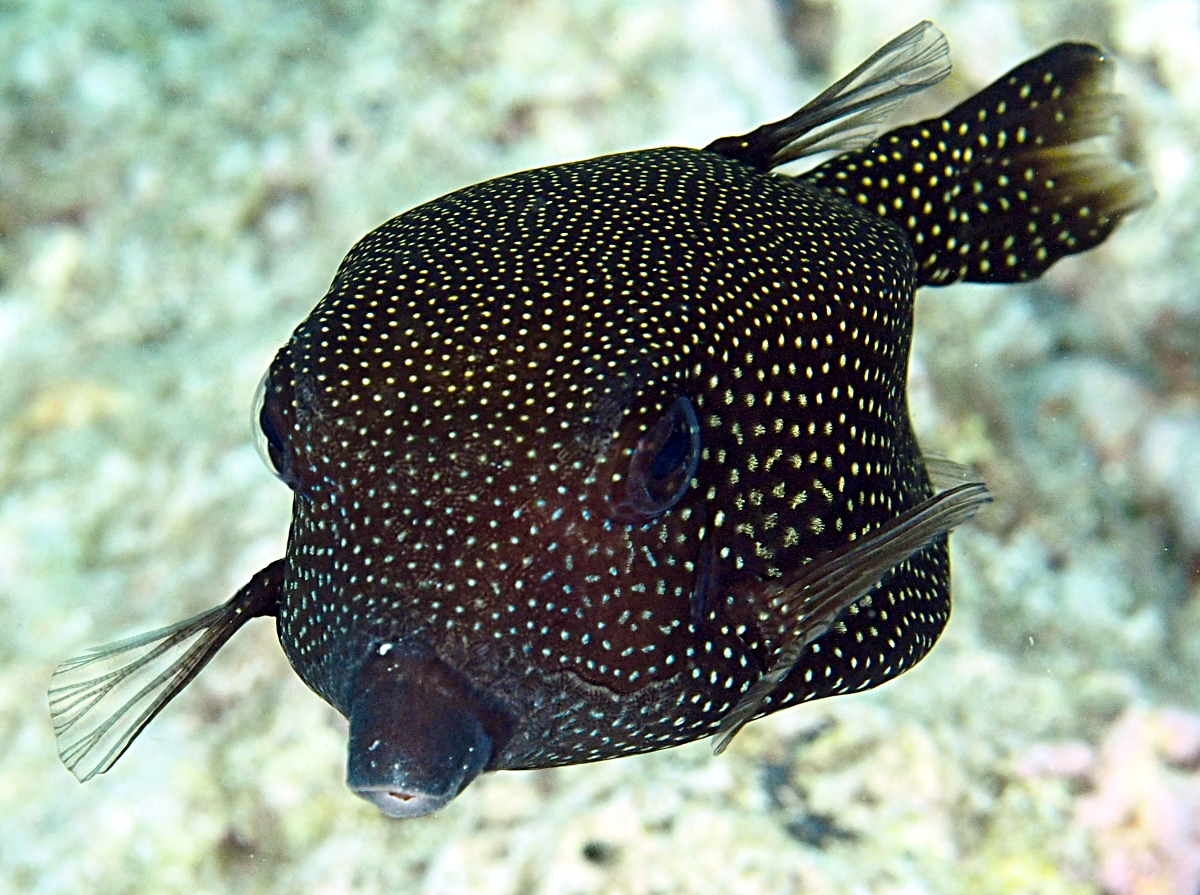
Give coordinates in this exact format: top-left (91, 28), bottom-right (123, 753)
top-left (48, 560), bottom-right (284, 782)
top-left (712, 482), bottom-right (990, 753)
top-left (705, 21), bottom-right (951, 171)
top-left (924, 455), bottom-right (980, 493)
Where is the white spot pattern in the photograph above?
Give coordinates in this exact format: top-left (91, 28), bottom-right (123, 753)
top-left (261, 40), bottom-right (1152, 769)
top-left (265, 146), bottom-right (947, 768)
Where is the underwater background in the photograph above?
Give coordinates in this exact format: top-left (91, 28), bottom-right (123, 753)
top-left (2, 0), bottom-right (1198, 892)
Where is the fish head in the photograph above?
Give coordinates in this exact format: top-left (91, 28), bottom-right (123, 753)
top-left (255, 244), bottom-right (713, 812)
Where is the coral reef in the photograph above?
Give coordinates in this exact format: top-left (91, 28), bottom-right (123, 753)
top-left (1, 0), bottom-right (1198, 892)
top-left (1017, 706), bottom-right (1200, 895)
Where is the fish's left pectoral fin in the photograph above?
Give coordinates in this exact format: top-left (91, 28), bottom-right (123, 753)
top-left (711, 482), bottom-right (990, 754)
top-left (705, 21), bottom-right (951, 172)
top-left (48, 560), bottom-right (284, 783)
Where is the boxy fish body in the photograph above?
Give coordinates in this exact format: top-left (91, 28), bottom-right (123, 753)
top-left (50, 23), bottom-right (1151, 817)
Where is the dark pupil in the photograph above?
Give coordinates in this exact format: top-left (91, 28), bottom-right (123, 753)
top-left (634, 397), bottom-right (700, 512)
top-left (650, 419), bottom-right (693, 480)
top-left (259, 399), bottom-right (293, 485)
top-left (605, 396), bottom-right (701, 524)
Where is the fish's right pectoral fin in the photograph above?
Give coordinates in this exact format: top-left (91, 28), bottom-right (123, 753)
top-left (712, 482), bottom-right (991, 754)
top-left (48, 559), bottom-right (284, 783)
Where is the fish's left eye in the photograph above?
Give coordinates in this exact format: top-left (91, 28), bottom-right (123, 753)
top-left (608, 397), bottom-right (701, 523)
top-left (253, 371), bottom-right (296, 489)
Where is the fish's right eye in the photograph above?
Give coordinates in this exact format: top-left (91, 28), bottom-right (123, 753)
top-left (253, 372), bottom-right (295, 488)
top-left (607, 396), bottom-right (701, 524)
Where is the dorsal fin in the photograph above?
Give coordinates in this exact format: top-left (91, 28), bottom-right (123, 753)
top-left (706, 21), bottom-right (951, 171)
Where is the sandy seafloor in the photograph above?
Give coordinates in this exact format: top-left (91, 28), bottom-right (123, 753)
top-left (2, 0), bottom-right (1200, 892)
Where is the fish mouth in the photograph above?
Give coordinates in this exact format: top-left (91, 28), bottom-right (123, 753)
top-left (347, 726), bottom-right (494, 819)
top-left (344, 644), bottom-right (504, 818)
top-left (352, 784), bottom-right (459, 819)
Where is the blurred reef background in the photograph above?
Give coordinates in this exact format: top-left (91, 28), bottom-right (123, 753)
top-left (3, 0), bottom-right (1200, 892)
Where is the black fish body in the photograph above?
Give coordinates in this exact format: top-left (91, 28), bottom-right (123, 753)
top-left (274, 143), bottom-right (928, 728)
top-left (50, 23), bottom-right (1151, 817)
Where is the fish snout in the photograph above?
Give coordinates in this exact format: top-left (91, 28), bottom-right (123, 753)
top-left (344, 644), bottom-right (507, 817)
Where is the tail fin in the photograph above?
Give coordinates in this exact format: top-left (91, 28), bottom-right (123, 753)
top-left (800, 43), bottom-right (1154, 286)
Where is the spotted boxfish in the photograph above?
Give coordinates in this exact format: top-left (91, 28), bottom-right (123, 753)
top-left (50, 22), bottom-right (1151, 817)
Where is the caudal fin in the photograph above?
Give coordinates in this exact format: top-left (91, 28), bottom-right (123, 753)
top-left (800, 42), bottom-right (1154, 286)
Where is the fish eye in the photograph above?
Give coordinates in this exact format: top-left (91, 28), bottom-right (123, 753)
top-left (253, 371), bottom-right (295, 488)
top-left (607, 396), bottom-right (700, 523)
